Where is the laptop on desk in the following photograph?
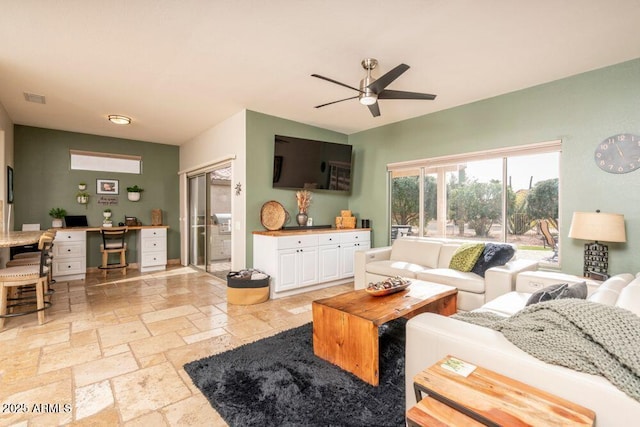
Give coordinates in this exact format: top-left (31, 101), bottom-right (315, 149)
top-left (64, 215), bottom-right (88, 228)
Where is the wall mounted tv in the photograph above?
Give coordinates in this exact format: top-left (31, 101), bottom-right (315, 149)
top-left (272, 135), bottom-right (352, 193)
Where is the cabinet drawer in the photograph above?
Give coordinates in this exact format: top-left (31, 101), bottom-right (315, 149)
top-left (53, 242), bottom-right (85, 258)
top-left (141, 237), bottom-right (166, 251)
top-left (340, 231), bottom-right (371, 243)
top-left (140, 228), bottom-right (167, 238)
top-left (276, 234), bottom-right (318, 250)
top-left (53, 259), bottom-right (85, 275)
top-left (55, 230), bottom-right (86, 242)
top-left (318, 233), bottom-right (341, 246)
top-left (141, 252), bottom-right (167, 267)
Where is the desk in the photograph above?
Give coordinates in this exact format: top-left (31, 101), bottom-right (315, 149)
top-left (52, 226), bottom-right (168, 280)
top-left (0, 231), bottom-right (43, 248)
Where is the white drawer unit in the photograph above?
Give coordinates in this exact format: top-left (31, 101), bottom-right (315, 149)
top-left (137, 228), bottom-right (167, 272)
top-left (253, 229), bottom-right (371, 299)
top-left (52, 230), bottom-right (87, 280)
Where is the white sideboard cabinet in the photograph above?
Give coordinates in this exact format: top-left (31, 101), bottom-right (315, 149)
top-left (253, 229), bottom-right (371, 299)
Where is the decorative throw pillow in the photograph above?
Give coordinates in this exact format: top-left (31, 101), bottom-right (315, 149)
top-left (449, 243), bottom-right (486, 272)
top-left (525, 282), bottom-right (588, 306)
top-left (470, 243), bottom-right (516, 277)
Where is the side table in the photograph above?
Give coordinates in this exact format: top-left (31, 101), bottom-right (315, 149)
top-left (407, 355), bottom-right (595, 427)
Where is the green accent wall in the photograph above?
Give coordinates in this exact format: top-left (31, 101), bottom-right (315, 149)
top-left (14, 126), bottom-right (180, 268)
top-left (348, 58), bottom-right (640, 276)
top-left (245, 111), bottom-right (349, 266)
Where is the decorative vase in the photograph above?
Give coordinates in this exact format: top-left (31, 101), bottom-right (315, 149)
top-left (128, 192), bottom-right (141, 202)
top-left (52, 219), bottom-right (63, 228)
top-left (296, 212), bottom-right (308, 227)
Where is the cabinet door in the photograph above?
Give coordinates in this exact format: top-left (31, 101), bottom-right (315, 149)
top-left (340, 241), bottom-right (371, 278)
top-left (318, 244), bottom-right (340, 283)
top-left (298, 246), bottom-right (319, 287)
top-left (277, 249), bottom-right (299, 292)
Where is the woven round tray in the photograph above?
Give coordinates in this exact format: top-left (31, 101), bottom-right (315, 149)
top-left (260, 200), bottom-right (287, 231)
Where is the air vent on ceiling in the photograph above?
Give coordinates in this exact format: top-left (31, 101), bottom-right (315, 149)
top-left (23, 92), bottom-right (46, 104)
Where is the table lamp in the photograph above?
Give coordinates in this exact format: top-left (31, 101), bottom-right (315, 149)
top-left (568, 210), bottom-right (626, 279)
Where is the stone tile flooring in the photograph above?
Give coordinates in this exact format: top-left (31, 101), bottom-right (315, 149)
top-left (0, 266), bottom-right (352, 426)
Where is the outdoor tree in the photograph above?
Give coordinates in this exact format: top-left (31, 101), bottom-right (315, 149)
top-left (526, 178), bottom-right (559, 229)
top-left (391, 176), bottom-right (420, 226)
top-left (449, 179), bottom-right (514, 237)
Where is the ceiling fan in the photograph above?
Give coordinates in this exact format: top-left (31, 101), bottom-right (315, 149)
top-left (311, 58), bottom-right (437, 117)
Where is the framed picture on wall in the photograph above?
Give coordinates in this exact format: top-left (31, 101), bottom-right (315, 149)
top-left (97, 179), bottom-right (119, 195)
top-left (7, 166), bottom-right (14, 204)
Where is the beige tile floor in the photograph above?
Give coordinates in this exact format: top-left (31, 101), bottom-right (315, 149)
top-left (0, 266), bottom-right (353, 426)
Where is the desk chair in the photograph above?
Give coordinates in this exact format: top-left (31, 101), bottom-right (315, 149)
top-left (99, 227), bottom-right (128, 277)
top-left (0, 237), bottom-right (53, 330)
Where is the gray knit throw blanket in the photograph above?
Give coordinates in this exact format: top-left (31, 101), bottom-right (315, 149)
top-left (453, 299), bottom-right (640, 402)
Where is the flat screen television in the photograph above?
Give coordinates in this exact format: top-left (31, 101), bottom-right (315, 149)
top-left (272, 135), bottom-right (352, 193)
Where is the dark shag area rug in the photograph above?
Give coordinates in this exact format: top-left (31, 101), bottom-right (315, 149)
top-left (184, 318), bottom-right (407, 427)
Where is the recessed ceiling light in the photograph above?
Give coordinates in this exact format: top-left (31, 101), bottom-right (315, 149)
top-left (108, 115), bottom-right (131, 125)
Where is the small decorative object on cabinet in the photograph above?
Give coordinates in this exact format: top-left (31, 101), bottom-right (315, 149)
top-left (126, 185), bottom-right (143, 201)
top-left (102, 208), bottom-right (113, 227)
top-left (151, 209), bottom-right (163, 226)
top-left (336, 209), bottom-right (356, 229)
top-left (48, 207), bottom-right (67, 228)
top-left (295, 190), bottom-right (312, 226)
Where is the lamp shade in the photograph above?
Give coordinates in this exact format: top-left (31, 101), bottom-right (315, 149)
top-left (568, 212), bottom-right (626, 242)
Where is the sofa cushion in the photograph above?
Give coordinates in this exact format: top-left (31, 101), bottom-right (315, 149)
top-left (525, 282), bottom-right (587, 306)
top-left (390, 238), bottom-right (443, 269)
top-left (416, 269), bottom-right (485, 294)
top-left (615, 279), bottom-right (640, 316)
top-left (437, 244), bottom-right (463, 268)
top-left (448, 243), bottom-right (485, 272)
top-left (471, 243), bottom-right (516, 277)
top-left (365, 260), bottom-right (424, 279)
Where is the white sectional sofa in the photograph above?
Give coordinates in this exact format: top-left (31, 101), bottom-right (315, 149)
top-left (405, 271), bottom-right (640, 426)
top-left (354, 236), bottom-right (538, 311)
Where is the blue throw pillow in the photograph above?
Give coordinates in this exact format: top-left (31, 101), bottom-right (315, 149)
top-left (470, 243), bottom-right (515, 277)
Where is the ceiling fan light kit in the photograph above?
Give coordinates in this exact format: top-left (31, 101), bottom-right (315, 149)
top-left (312, 58), bottom-right (436, 117)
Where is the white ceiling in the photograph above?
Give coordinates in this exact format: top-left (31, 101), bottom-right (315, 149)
top-left (1, 1), bottom-right (639, 146)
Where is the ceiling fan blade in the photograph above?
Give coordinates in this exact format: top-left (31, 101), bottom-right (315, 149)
top-left (367, 63), bottom-right (410, 94)
top-left (367, 102), bottom-right (381, 117)
top-left (311, 74), bottom-right (363, 93)
top-left (378, 89), bottom-right (437, 100)
top-left (314, 95), bottom-right (359, 109)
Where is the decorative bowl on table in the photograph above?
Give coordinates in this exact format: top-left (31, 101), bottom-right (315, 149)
top-left (365, 276), bottom-right (411, 296)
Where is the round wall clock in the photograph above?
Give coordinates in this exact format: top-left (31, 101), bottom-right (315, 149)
top-left (594, 133), bottom-right (640, 174)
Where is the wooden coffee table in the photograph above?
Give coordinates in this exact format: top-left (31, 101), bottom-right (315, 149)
top-left (312, 279), bottom-right (457, 386)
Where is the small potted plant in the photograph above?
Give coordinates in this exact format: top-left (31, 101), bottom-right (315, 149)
top-left (126, 185), bottom-right (144, 201)
top-left (78, 182), bottom-right (87, 191)
top-left (76, 190), bottom-right (89, 204)
top-left (103, 208), bottom-right (113, 227)
top-left (49, 207), bottom-right (67, 228)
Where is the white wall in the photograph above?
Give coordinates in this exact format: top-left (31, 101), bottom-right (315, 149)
top-left (179, 110), bottom-right (247, 270)
top-left (0, 102), bottom-right (13, 232)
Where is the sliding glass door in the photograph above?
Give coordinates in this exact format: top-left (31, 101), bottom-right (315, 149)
top-left (188, 163), bottom-right (232, 276)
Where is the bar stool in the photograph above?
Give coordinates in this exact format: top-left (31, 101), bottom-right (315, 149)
top-left (0, 237), bottom-right (53, 330)
top-left (99, 227), bottom-right (128, 277)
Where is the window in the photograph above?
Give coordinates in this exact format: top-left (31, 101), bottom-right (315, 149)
top-left (70, 150), bottom-right (142, 174)
top-left (388, 141), bottom-right (561, 265)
